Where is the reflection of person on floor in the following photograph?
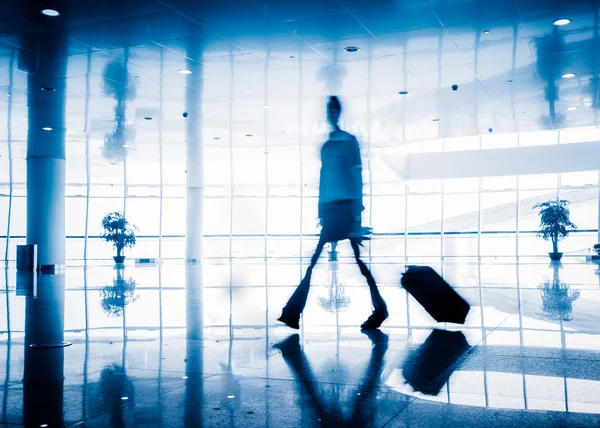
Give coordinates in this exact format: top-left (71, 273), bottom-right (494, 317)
top-left (99, 364), bottom-right (135, 428)
top-left (274, 331), bottom-right (389, 427)
top-left (278, 96), bottom-right (388, 330)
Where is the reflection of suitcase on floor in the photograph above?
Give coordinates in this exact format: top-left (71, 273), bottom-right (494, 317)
top-left (401, 266), bottom-right (470, 324)
top-left (402, 329), bottom-right (470, 395)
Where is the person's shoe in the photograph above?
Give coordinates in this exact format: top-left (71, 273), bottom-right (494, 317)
top-left (277, 313), bottom-right (300, 330)
top-left (360, 307), bottom-right (389, 330)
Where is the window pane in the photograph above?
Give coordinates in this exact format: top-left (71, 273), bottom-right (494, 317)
top-left (482, 176), bottom-right (516, 191)
top-left (161, 197), bottom-right (185, 236)
top-left (267, 146), bottom-right (301, 186)
top-left (88, 198), bottom-right (124, 236)
top-left (204, 197), bottom-right (231, 235)
top-left (481, 192), bottom-right (517, 231)
top-left (0, 196), bottom-right (9, 235)
top-left (232, 148), bottom-right (266, 186)
top-left (232, 198), bottom-right (266, 235)
top-left (9, 197), bottom-right (26, 236)
top-left (267, 198), bottom-right (300, 235)
top-left (444, 177), bottom-right (479, 193)
top-left (520, 174), bottom-right (557, 190)
top-left (561, 171), bottom-right (598, 187)
top-left (125, 197), bottom-right (161, 235)
top-left (407, 195), bottom-right (442, 231)
top-left (371, 195), bottom-right (405, 233)
top-left (443, 194), bottom-right (478, 233)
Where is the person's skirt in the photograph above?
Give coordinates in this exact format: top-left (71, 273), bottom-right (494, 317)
top-left (320, 199), bottom-right (369, 243)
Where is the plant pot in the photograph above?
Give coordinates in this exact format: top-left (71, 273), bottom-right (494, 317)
top-left (548, 252), bottom-right (563, 261)
top-left (113, 256), bottom-right (126, 264)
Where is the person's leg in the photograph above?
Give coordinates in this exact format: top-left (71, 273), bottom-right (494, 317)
top-left (278, 235), bottom-right (327, 329)
top-left (350, 239), bottom-right (388, 329)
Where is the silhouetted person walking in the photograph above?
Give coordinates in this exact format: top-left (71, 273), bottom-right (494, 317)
top-left (278, 96), bottom-right (388, 330)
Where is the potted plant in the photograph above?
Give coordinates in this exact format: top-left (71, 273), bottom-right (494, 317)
top-left (101, 211), bottom-right (138, 264)
top-left (594, 243), bottom-right (600, 258)
top-left (533, 199), bottom-right (577, 261)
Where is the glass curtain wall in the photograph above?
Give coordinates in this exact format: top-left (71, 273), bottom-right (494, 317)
top-left (1, 54), bottom-right (598, 265)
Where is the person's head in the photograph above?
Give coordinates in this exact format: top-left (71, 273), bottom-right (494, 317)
top-left (327, 96), bottom-right (342, 127)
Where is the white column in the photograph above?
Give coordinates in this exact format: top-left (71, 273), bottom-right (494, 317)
top-left (185, 55), bottom-right (204, 264)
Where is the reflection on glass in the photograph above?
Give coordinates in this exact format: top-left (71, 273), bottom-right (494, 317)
top-left (535, 27), bottom-right (566, 129)
top-left (100, 269), bottom-right (138, 317)
top-left (538, 263), bottom-right (580, 321)
top-left (102, 58), bottom-right (137, 162)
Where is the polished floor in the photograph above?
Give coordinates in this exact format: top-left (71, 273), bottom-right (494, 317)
top-left (0, 260), bottom-right (599, 427)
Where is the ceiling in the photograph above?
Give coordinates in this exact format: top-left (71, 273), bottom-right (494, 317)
top-left (0, 0), bottom-right (599, 182)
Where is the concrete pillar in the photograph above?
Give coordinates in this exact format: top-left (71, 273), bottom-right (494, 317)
top-left (21, 4), bottom-right (68, 269)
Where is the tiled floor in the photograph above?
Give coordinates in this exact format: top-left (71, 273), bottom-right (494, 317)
top-left (0, 260), bottom-right (599, 426)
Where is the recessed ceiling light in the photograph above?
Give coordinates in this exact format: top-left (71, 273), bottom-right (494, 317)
top-left (42, 127), bottom-right (52, 131)
top-left (41, 9), bottom-right (60, 17)
top-left (121, 397), bottom-right (129, 401)
top-left (399, 91), bottom-right (408, 95)
top-left (227, 395), bottom-right (235, 399)
top-left (178, 69), bottom-right (192, 74)
top-left (344, 46), bottom-right (359, 53)
top-left (432, 118), bottom-right (440, 122)
top-left (562, 72), bottom-right (575, 78)
top-left (508, 80), bottom-right (513, 83)
top-left (483, 29), bottom-right (490, 34)
top-left (553, 18), bottom-right (571, 26)
top-left (122, 144), bottom-right (130, 147)
top-left (245, 134), bottom-right (252, 137)
top-left (289, 55), bottom-right (296, 59)
top-left (568, 106), bottom-right (578, 111)
top-left (133, 76), bottom-right (139, 79)
top-left (213, 137), bottom-right (220, 140)
top-left (182, 376), bottom-right (188, 379)
top-left (260, 105), bottom-right (271, 108)
top-left (144, 117), bottom-right (152, 120)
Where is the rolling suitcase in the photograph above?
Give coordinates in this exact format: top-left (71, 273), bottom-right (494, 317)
top-left (401, 265), bottom-right (470, 324)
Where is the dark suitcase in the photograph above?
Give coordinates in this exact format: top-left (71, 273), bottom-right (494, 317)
top-left (401, 265), bottom-right (470, 324)
top-left (402, 329), bottom-right (470, 395)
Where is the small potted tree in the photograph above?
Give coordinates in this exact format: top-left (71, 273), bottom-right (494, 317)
top-left (533, 199), bottom-right (577, 261)
top-left (593, 243), bottom-right (600, 261)
top-left (101, 211), bottom-right (138, 264)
